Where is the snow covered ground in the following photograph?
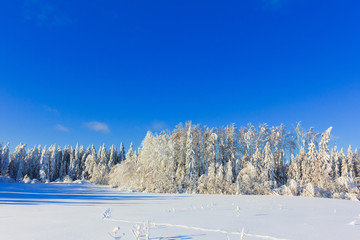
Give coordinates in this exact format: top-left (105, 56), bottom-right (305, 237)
top-left (0, 182), bottom-right (359, 240)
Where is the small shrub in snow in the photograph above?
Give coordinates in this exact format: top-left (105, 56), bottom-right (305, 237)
top-left (132, 221), bottom-right (150, 240)
top-left (63, 175), bottom-right (73, 183)
top-left (73, 179), bottom-right (84, 184)
top-left (31, 179), bottom-right (39, 184)
top-left (22, 175), bottom-right (31, 183)
top-left (240, 227), bottom-right (245, 240)
top-left (332, 192), bottom-right (342, 199)
top-left (288, 179), bottom-right (299, 196)
top-left (345, 193), bottom-right (359, 201)
top-left (280, 185), bottom-right (293, 196)
top-left (301, 183), bottom-right (315, 197)
top-left (108, 226), bottom-right (125, 240)
top-left (102, 208), bottom-right (111, 219)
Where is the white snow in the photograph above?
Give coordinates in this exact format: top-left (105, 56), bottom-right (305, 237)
top-left (0, 182), bottom-right (359, 240)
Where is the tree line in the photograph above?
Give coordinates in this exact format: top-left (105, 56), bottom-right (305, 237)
top-left (1, 122), bottom-right (359, 200)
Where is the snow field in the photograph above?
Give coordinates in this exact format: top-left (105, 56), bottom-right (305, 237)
top-left (0, 182), bottom-right (359, 240)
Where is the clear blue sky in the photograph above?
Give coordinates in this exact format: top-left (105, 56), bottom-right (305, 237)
top-left (0, 0), bottom-right (359, 151)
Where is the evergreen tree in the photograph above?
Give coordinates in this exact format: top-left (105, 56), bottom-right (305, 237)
top-left (215, 163), bottom-right (225, 194)
top-left (108, 145), bottom-right (118, 170)
top-left (119, 143), bottom-right (125, 162)
top-left (84, 145), bottom-right (97, 180)
top-left (225, 124), bottom-right (236, 179)
top-left (0, 143), bottom-right (2, 172)
top-left (171, 123), bottom-right (187, 192)
top-left (346, 146), bottom-right (355, 179)
top-left (330, 144), bottom-right (340, 180)
top-left (203, 129), bottom-right (217, 174)
top-left (185, 123), bottom-right (197, 192)
top-left (307, 142), bottom-right (318, 186)
top-left (287, 153), bottom-right (299, 182)
top-left (340, 148), bottom-right (348, 178)
top-left (262, 142), bottom-right (275, 185)
top-left (207, 162), bottom-right (217, 194)
top-left (48, 145), bottom-right (57, 181)
top-left (59, 146), bottom-right (71, 179)
top-left (68, 146), bottom-right (77, 180)
top-left (39, 146), bottom-right (50, 182)
top-left (316, 127), bottom-right (332, 189)
top-left (1, 123), bottom-right (359, 200)
top-left (15, 143), bottom-right (27, 181)
top-left (126, 143), bottom-right (137, 162)
top-left (1, 143), bottom-right (10, 175)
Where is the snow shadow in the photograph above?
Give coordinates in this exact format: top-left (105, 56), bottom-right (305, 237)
top-left (0, 183), bottom-right (180, 205)
top-left (156, 234), bottom-right (206, 239)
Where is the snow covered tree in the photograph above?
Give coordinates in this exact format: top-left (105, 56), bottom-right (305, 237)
top-left (25, 146), bottom-right (41, 179)
top-left (225, 124), bottom-right (236, 179)
top-left (69, 144), bottom-right (82, 180)
top-left (136, 132), bottom-right (155, 190)
top-left (171, 123), bottom-right (187, 192)
top-left (0, 143), bottom-right (2, 173)
top-left (203, 129), bottom-right (217, 173)
top-left (287, 153), bottom-right (299, 182)
top-left (237, 160), bottom-right (262, 195)
top-left (261, 142), bottom-right (276, 187)
top-left (126, 143), bottom-right (137, 162)
top-left (251, 146), bottom-right (261, 171)
top-left (155, 133), bottom-right (177, 192)
top-left (339, 148), bottom-right (348, 178)
top-left (346, 146), bottom-right (355, 179)
top-left (48, 145), bottom-right (58, 181)
top-left (84, 145), bottom-right (97, 180)
top-left (315, 127), bottom-right (332, 190)
top-left (225, 159), bottom-right (235, 194)
top-left (306, 142), bottom-right (318, 186)
top-left (92, 144), bottom-right (109, 184)
top-left (1, 122), bottom-right (358, 199)
top-left (39, 146), bottom-right (50, 182)
top-left (78, 146), bottom-right (89, 179)
top-left (215, 163), bottom-right (225, 194)
top-left (185, 123), bottom-right (197, 192)
top-left (244, 124), bottom-right (255, 158)
top-left (217, 129), bottom-right (226, 167)
top-left (119, 142), bottom-right (125, 162)
top-left (14, 143), bottom-right (27, 181)
top-left (6, 143), bottom-right (26, 180)
top-left (205, 162), bottom-right (217, 194)
top-left (0, 143), bottom-right (10, 175)
top-left (330, 144), bottom-right (340, 180)
top-left (59, 146), bottom-right (71, 179)
top-left (108, 145), bottom-right (118, 170)
top-left (354, 149), bottom-right (360, 179)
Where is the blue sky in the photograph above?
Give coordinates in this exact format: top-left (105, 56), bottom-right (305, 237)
top-left (0, 0), bottom-right (359, 151)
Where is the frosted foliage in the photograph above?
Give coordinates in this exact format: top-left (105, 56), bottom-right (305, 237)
top-left (301, 183), bottom-right (315, 197)
top-left (347, 146), bottom-right (355, 178)
top-left (14, 143), bottom-right (27, 181)
top-left (0, 143), bottom-right (2, 172)
top-left (185, 124), bottom-right (197, 192)
top-left (1, 144), bottom-right (10, 175)
top-left (1, 123), bottom-right (360, 201)
top-left (39, 146), bottom-right (51, 182)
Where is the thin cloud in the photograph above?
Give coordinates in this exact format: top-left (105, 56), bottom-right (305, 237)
top-left (84, 121), bottom-right (110, 133)
top-left (24, 0), bottom-right (72, 26)
top-left (262, 0), bottom-right (288, 9)
top-left (43, 105), bottom-right (59, 114)
top-left (55, 124), bottom-right (69, 132)
top-left (150, 121), bottom-right (168, 132)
